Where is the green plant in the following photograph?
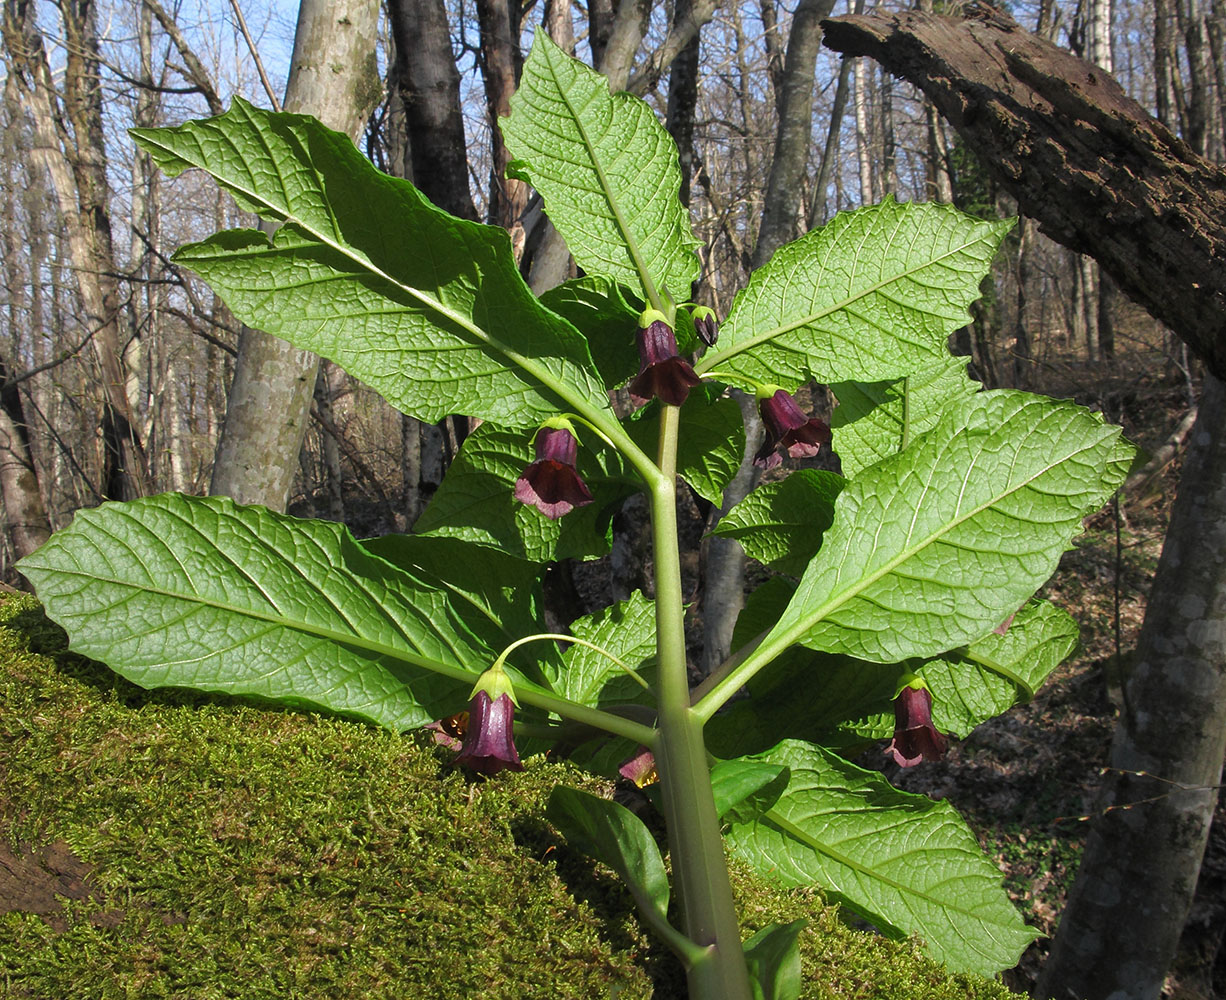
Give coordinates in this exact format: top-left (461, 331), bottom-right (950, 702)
top-left (18, 34), bottom-right (1132, 1000)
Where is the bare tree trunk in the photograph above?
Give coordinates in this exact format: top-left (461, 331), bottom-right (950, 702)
top-left (665, 0), bottom-right (702, 208)
top-left (0, 360), bottom-right (51, 562)
top-left (3, 0), bottom-right (150, 501)
top-left (1013, 216), bottom-right (1036, 386)
top-left (476, 0), bottom-right (528, 228)
top-left (754, 0), bottom-right (837, 268)
top-left (853, 57), bottom-right (876, 204)
top-left (209, 0), bottom-right (380, 510)
top-left (1034, 376), bottom-right (1226, 1000)
top-left (386, 0), bottom-right (480, 524)
top-left (314, 363), bottom-right (344, 522)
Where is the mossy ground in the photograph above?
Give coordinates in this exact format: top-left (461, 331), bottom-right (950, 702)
top-left (0, 594), bottom-right (1024, 1000)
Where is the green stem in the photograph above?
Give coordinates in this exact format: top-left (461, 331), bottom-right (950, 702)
top-left (515, 685), bottom-right (657, 748)
top-left (650, 404), bottom-right (753, 1000)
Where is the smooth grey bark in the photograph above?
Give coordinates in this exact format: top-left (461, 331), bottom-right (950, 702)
top-left (753, 0), bottom-right (837, 268)
top-left (1034, 377), bottom-right (1226, 1000)
top-left (209, 0), bottom-right (380, 509)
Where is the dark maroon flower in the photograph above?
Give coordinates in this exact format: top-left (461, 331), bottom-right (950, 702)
top-left (514, 425), bottom-right (593, 519)
top-left (753, 388), bottom-right (832, 470)
top-left (884, 683), bottom-right (949, 768)
top-left (691, 306), bottom-right (719, 348)
top-left (628, 316), bottom-right (701, 407)
top-left (455, 691), bottom-right (524, 775)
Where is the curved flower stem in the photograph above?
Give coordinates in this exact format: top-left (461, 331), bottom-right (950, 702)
top-left (650, 404), bottom-right (753, 1000)
top-left (494, 632), bottom-right (653, 693)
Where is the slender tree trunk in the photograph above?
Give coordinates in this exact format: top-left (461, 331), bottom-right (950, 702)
top-left (1035, 376), bottom-right (1226, 1000)
top-left (209, 0), bottom-right (380, 509)
top-left (665, 0), bottom-right (701, 208)
top-left (3, 0), bottom-right (150, 501)
top-left (853, 57), bottom-right (876, 203)
top-left (1013, 217), bottom-right (1036, 386)
top-left (386, 0), bottom-right (479, 524)
top-left (0, 360), bottom-right (51, 563)
top-left (476, 0), bottom-right (528, 228)
top-left (753, 0), bottom-right (836, 268)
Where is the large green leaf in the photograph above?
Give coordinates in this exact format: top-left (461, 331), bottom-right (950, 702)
top-left (131, 98), bottom-right (610, 431)
top-left (764, 390), bottom-right (1133, 664)
top-left (502, 33), bottom-right (700, 302)
top-left (358, 533), bottom-right (561, 682)
top-left (712, 470), bottom-right (844, 576)
top-left (727, 741), bottom-right (1039, 976)
top-left (547, 591), bottom-right (657, 707)
top-left (412, 423), bottom-right (637, 563)
top-left (697, 199), bottom-right (1011, 387)
top-left (830, 354), bottom-right (979, 478)
top-left (18, 494), bottom-right (488, 731)
top-left (539, 276), bottom-right (642, 390)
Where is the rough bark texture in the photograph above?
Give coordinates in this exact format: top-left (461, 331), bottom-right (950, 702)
top-left (1034, 376), bottom-right (1226, 1000)
top-left (820, 6), bottom-right (1226, 380)
top-left (209, 0), bottom-right (381, 509)
top-left (0, 360), bottom-right (50, 562)
top-left (476, 0), bottom-right (528, 228)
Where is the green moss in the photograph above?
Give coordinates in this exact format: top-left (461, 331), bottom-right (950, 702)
top-left (0, 595), bottom-right (1025, 999)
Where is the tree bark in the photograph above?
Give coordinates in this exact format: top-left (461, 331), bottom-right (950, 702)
top-left (0, 359), bottom-right (51, 563)
top-left (209, 0), bottom-right (380, 509)
top-left (3, 0), bottom-right (150, 501)
top-left (1034, 376), bottom-right (1226, 1000)
top-left (819, 7), bottom-right (1226, 380)
top-left (753, 0), bottom-right (837, 268)
top-left (476, 0), bottom-right (528, 228)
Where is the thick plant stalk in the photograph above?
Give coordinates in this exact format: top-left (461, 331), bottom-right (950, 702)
top-left (650, 404), bottom-right (753, 1000)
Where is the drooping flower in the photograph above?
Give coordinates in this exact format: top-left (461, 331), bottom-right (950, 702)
top-left (884, 677), bottom-right (949, 768)
top-left (628, 309), bottom-right (701, 407)
top-left (753, 387), bottom-right (832, 470)
top-left (514, 421), bottom-right (593, 519)
top-left (455, 664), bottom-right (524, 776)
top-left (691, 305), bottom-right (720, 348)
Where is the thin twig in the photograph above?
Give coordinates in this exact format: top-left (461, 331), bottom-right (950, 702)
top-left (228, 0), bottom-right (282, 111)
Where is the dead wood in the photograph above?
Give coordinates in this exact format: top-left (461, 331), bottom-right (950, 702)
top-left (820, 5), bottom-right (1226, 380)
